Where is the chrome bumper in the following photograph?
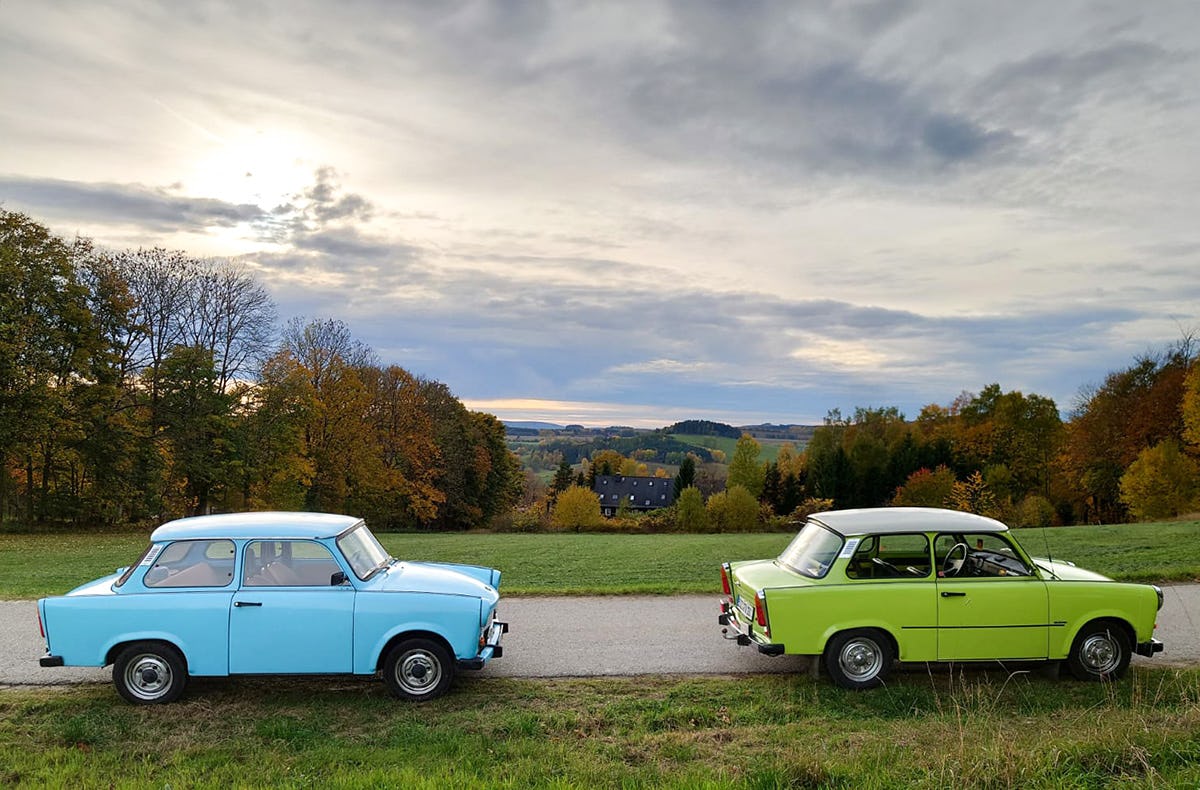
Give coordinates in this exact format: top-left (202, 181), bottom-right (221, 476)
top-left (1136, 638), bottom-right (1164, 657)
top-left (459, 619), bottom-right (508, 670)
top-left (718, 600), bottom-right (784, 656)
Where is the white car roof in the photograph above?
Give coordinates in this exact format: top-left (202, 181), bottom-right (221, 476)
top-left (151, 511), bottom-right (363, 542)
top-left (807, 507), bottom-right (1008, 536)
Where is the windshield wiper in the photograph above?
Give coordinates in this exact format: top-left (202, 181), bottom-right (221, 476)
top-left (366, 556), bottom-right (396, 579)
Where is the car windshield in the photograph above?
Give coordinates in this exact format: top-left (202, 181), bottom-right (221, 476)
top-left (336, 523), bottom-right (393, 580)
top-left (777, 522), bottom-right (843, 579)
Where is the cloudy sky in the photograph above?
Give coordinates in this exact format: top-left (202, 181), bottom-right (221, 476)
top-left (3, 1), bottom-right (1199, 427)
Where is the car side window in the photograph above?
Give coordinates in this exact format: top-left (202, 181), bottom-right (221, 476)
top-left (937, 533), bottom-right (1033, 578)
top-left (244, 540), bottom-right (342, 587)
top-left (846, 533), bottom-right (931, 579)
top-left (143, 540), bottom-right (235, 588)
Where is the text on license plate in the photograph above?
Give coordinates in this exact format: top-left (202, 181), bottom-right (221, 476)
top-left (736, 596), bottom-right (755, 619)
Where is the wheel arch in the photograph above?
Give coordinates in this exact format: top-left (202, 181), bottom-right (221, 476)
top-left (104, 637), bottom-right (189, 671)
top-left (374, 629), bottom-right (456, 673)
top-left (821, 623), bottom-right (900, 661)
top-left (1070, 616), bottom-right (1135, 651)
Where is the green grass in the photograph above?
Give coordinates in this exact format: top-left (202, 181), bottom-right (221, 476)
top-left (671, 433), bottom-right (793, 463)
top-left (2, 668), bottom-right (1198, 788)
top-left (1015, 522), bottom-right (1200, 583)
top-left (3, 521), bottom-right (1197, 600)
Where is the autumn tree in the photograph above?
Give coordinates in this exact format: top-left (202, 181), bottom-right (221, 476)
top-left (1119, 440), bottom-right (1199, 521)
top-left (1062, 343), bottom-right (1194, 523)
top-left (0, 211), bottom-right (99, 523)
top-left (892, 466), bottom-right (958, 508)
top-left (727, 434), bottom-right (765, 497)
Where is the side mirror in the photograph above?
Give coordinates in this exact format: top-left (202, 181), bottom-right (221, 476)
top-left (330, 571), bottom-right (348, 586)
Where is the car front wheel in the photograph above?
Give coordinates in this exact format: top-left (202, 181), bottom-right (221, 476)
top-left (384, 638), bottom-right (454, 701)
top-left (824, 629), bottom-right (894, 690)
top-left (1066, 621), bottom-right (1131, 681)
top-left (112, 642), bottom-right (188, 705)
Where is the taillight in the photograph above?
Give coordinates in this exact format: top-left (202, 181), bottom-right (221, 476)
top-left (37, 607), bottom-right (45, 639)
top-left (720, 564), bottom-right (731, 596)
top-left (754, 591), bottom-right (769, 636)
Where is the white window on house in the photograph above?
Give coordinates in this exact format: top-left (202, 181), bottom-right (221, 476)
top-left (602, 479), bottom-right (608, 485)
top-left (648, 481), bottom-right (654, 486)
top-left (633, 480), bottom-right (638, 486)
top-left (644, 499), bottom-right (650, 506)
top-left (629, 494), bottom-right (635, 501)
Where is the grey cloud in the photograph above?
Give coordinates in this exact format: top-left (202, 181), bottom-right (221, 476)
top-left (0, 175), bottom-right (266, 232)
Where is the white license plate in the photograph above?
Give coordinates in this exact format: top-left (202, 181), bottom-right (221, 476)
top-left (736, 596), bottom-right (755, 619)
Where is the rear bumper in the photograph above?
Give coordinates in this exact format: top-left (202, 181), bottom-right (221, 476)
top-left (40, 654), bottom-right (64, 668)
top-left (718, 600), bottom-right (784, 656)
top-left (1136, 638), bottom-right (1164, 658)
top-left (458, 619), bottom-right (508, 670)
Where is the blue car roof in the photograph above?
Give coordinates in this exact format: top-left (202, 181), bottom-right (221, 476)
top-left (151, 512), bottom-right (363, 542)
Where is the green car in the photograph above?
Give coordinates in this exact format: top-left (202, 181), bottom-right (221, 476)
top-left (718, 507), bottom-right (1164, 689)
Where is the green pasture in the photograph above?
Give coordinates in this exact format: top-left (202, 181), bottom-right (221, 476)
top-left (670, 433), bottom-right (796, 463)
top-left (1, 520), bottom-right (1196, 600)
top-left (2, 669), bottom-right (1198, 788)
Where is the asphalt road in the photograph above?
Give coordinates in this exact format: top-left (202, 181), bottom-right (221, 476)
top-left (2, 585), bottom-right (1197, 688)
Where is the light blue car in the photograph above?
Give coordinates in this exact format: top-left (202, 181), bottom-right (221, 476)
top-left (37, 512), bottom-right (507, 704)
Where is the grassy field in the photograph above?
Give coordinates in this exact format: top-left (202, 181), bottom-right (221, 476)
top-left (671, 433), bottom-right (792, 463)
top-left (1, 669), bottom-right (1198, 788)
top-left (2, 520), bottom-right (1197, 600)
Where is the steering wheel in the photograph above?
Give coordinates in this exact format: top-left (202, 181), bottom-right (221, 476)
top-left (943, 543), bottom-right (969, 576)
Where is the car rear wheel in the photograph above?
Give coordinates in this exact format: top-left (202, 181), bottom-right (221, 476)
top-left (384, 638), bottom-right (454, 701)
top-left (112, 642), bottom-right (187, 705)
top-left (824, 629), bottom-right (894, 690)
top-left (1066, 621), bottom-right (1131, 681)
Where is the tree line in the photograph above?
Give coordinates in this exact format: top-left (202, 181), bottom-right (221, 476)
top-left (532, 344), bottom-right (1199, 531)
top-left (0, 209), bottom-right (521, 530)
top-left (731, 344), bottom-right (1200, 526)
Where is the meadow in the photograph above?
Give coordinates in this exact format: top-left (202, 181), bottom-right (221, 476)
top-left (1, 520), bottom-right (1197, 599)
top-left (2, 669), bottom-right (1198, 787)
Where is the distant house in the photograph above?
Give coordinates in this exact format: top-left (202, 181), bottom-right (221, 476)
top-left (593, 475), bottom-right (676, 517)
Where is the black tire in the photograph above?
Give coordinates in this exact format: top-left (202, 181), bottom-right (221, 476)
top-left (824, 629), bottom-right (894, 690)
top-left (383, 638), bottom-right (455, 701)
top-left (112, 642), bottom-right (187, 705)
top-left (1066, 621), bottom-right (1132, 682)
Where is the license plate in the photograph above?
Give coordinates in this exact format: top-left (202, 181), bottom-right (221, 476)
top-left (736, 596), bottom-right (755, 620)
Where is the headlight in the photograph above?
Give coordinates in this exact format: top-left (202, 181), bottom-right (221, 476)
top-left (1152, 585), bottom-right (1164, 611)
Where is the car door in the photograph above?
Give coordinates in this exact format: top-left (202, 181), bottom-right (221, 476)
top-left (935, 533), bottom-right (1050, 660)
top-left (229, 540), bottom-right (355, 674)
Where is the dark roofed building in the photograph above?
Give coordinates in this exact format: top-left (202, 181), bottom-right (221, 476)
top-left (593, 475), bottom-right (676, 517)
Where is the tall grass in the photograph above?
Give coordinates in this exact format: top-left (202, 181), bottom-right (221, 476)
top-left (1, 668), bottom-right (1197, 787)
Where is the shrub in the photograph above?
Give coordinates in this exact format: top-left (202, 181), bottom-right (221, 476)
top-left (674, 487), bottom-right (708, 533)
top-left (550, 486), bottom-right (604, 531)
top-left (706, 485), bottom-right (759, 532)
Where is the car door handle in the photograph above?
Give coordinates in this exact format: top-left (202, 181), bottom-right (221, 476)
top-left (234, 601), bottom-right (263, 607)
top-left (940, 591), bottom-right (966, 598)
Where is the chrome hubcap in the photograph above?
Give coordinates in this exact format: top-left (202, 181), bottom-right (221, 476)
top-left (397, 650), bottom-right (442, 693)
top-left (1080, 633), bottom-right (1119, 673)
top-left (839, 638), bottom-right (883, 681)
top-left (125, 654), bottom-right (172, 701)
